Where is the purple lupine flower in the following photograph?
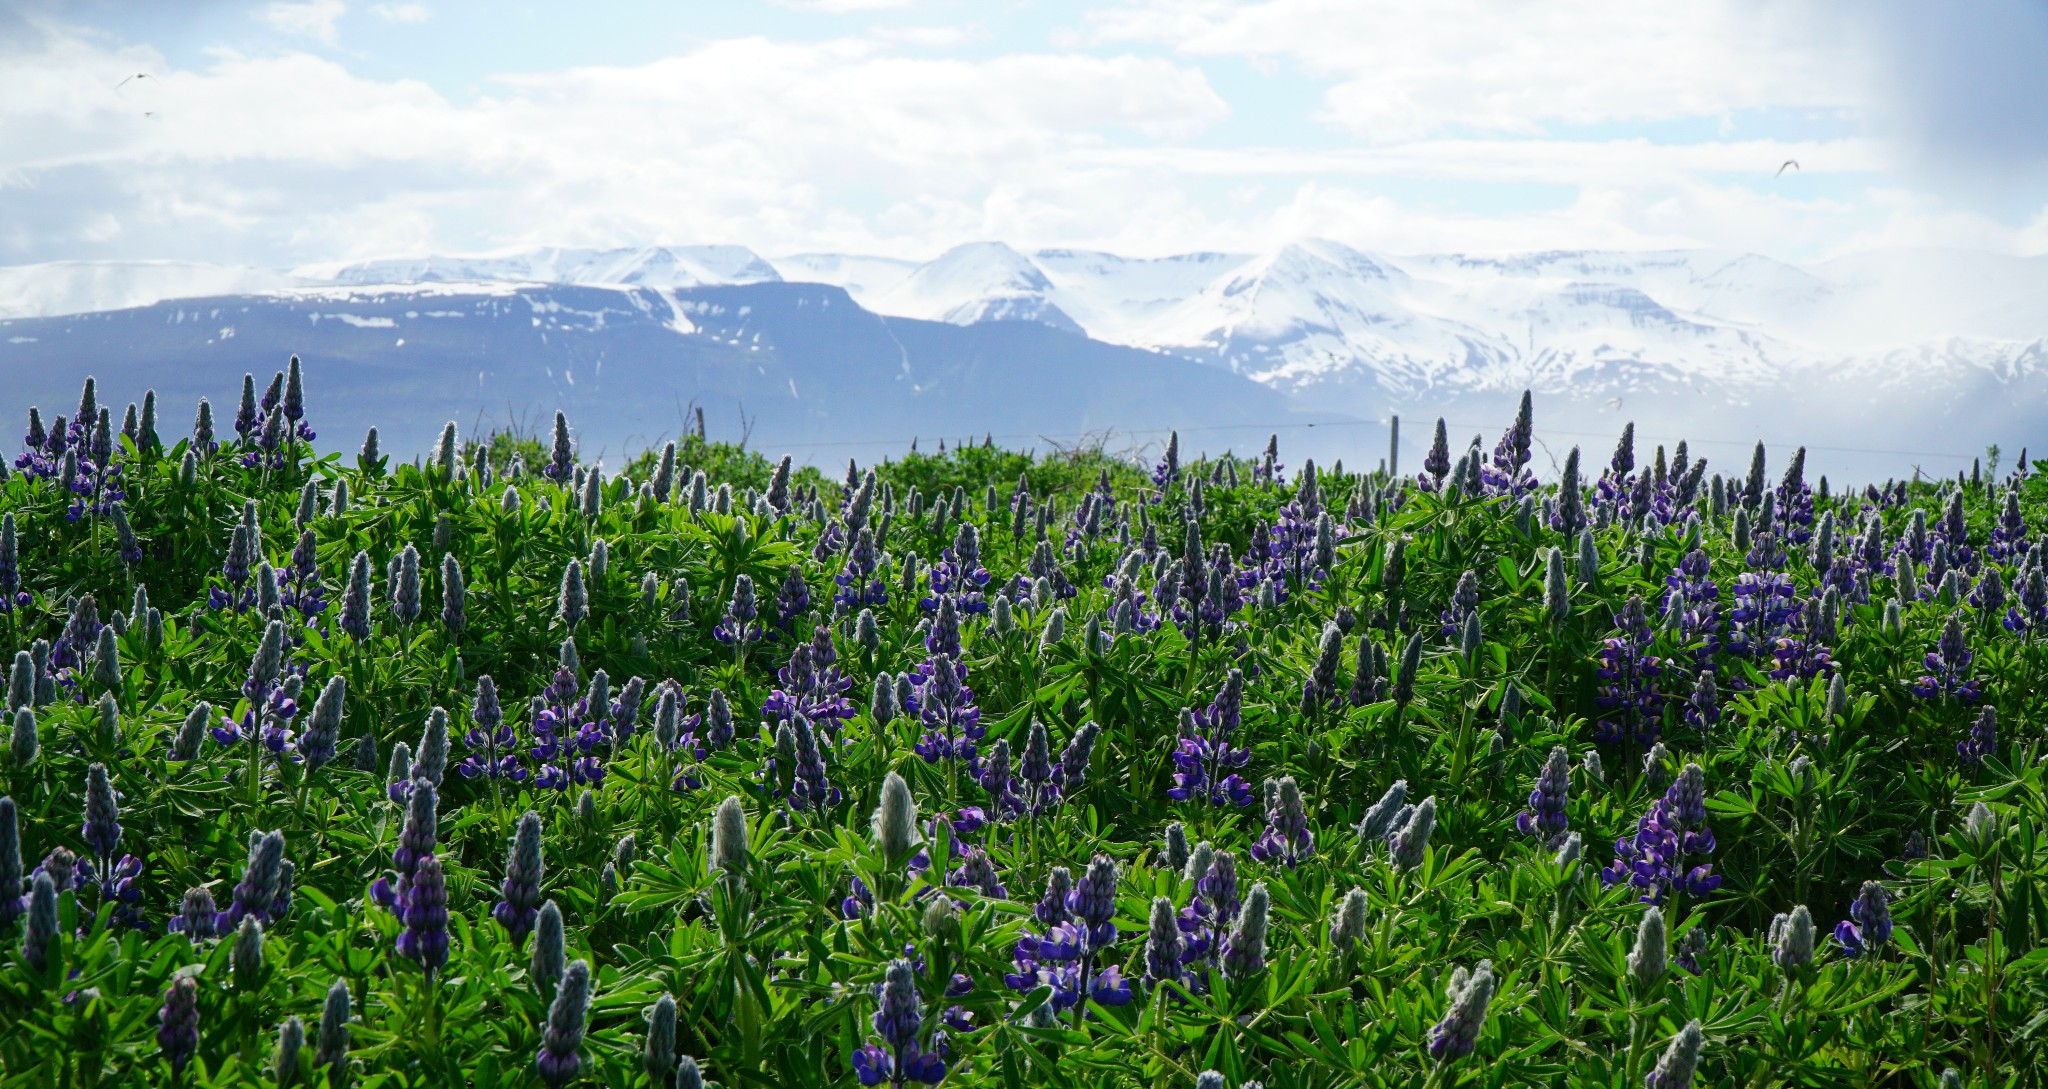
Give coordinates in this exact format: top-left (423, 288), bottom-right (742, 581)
top-left (1067, 855), bottom-right (1119, 951)
top-left (1515, 746), bottom-right (1570, 845)
top-left (1440, 570), bottom-right (1480, 639)
top-left (371, 780), bottom-right (437, 912)
top-left (1683, 670), bottom-right (1719, 735)
top-left (949, 847), bottom-right (1007, 900)
top-left (1427, 960), bottom-right (1496, 1061)
top-left (774, 567), bottom-right (811, 634)
top-left (1600, 766), bottom-right (1720, 905)
top-left (156, 976), bottom-right (200, 1075)
top-left (1726, 571), bottom-right (1797, 660)
top-left (911, 654), bottom-right (983, 766)
top-left (171, 887), bottom-right (217, 943)
top-left (1481, 390), bottom-right (1537, 496)
top-left (1249, 776), bottom-right (1315, 866)
top-left (836, 528), bottom-right (889, 610)
top-left (1418, 418), bottom-right (1451, 490)
top-left (704, 688), bottom-right (734, 750)
top-left (712, 574), bottom-right (761, 646)
top-left (1834, 880), bottom-right (1892, 958)
top-left (220, 830), bottom-right (287, 930)
top-left (1593, 595), bottom-right (1665, 747)
top-left (1915, 614), bottom-right (1982, 702)
top-left (1350, 634), bottom-right (1389, 705)
top-left (786, 715), bottom-right (841, 812)
top-left (855, 958), bottom-right (949, 1086)
top-left (458, 675), bottom-right (526, 782)
top-left (1144, 896), bottom-right (1183, 986)
top-left (2006, 564), bottom-right (2048, 634)
top-left (396, 854), bottom-right (450, 970)
top-left (1991, 491), bottom-right (2028, 561)
top-left (1662, 549), bottom-right (1721, 667)
top-left (1169, 671), bottom-right (1252, 806)
top-left (1035, 867), bottom-right (1074, 928)
top-left (494, 810), bottom-right (545, 942)
top-left (1958, 706), bottom-right (1997, 766)
top-left (762, 628), bottom-right (856, 743)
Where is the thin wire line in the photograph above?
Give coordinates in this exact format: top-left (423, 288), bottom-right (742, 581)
top-left (749, 413), bottom-right (1979, 464)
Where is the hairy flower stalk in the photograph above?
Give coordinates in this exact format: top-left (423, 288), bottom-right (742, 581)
top-left (537, 959), bottom-right (592, 1087)
top-left (1428, 960), bottom-right (1496, 1062)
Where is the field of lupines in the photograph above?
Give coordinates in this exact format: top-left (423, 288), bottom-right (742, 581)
top-left (1, 361), bottom-right (2045, 1089)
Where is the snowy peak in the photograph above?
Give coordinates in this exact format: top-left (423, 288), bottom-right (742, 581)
top-left (317, 245), bottom-right (783, 289)
top-left (864, 241), bottom-right (1089, 334)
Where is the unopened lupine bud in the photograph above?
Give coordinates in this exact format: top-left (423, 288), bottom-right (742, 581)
top-left (1965, 801), bottom-right (1996, 842)
top-left (708, 795), bottom-right (749, 876)
top-left (869, 674), bottom-right (898, 724)
top-left (1392, 632), bottom-right (1423, 707)
top-left (1223, 881), bottom-right (1270, 978)
top-left (1184, 841), bottom-right (1215, 884)
top-left (315, 978), bottom-right (351, 1071)
top-left (414, 708), bottom-right (450, 787)
top-left (1330, 887), bottom-right (1369, 947)
top-left (1357, 780), bottom-right (1409, 845)
top-left (82, 762), bottom-right (121, 860)
top-left (531, 901), bottom-right (566, 995)
top-left (537, 959), bottom-right (592, 1087)
top-left (1577, 528), bottom-right (1600, 584)
top-left (1645, 1021), bottom-right (1704, 1089)
top-left (273, 1015), bottom-right (305, 1087)
top-left (1555, 832), bottom-right (1583, 868)
top-left (92, 626), bottom-right (122, 694)
top-left (559, 561), bottom-right (587, 629)
top-left (1544, 546), bottom-right (1571, 624)
top-left (11, 707), bottom-right (38, 768)
top-left (1629, 907), bottom-right (1667, 989)
top-left (1427, 960), bottom-right (1495, 1061)
top-left (157, 975), bottom-right (201, 1074)
top-left (0, 798), bottom-right (16, 927)
top-left (232, 915), bottom-right (267, 990)
top-left (873, 772), bottom-right (918, 861)
top-left (644, 993), bottom-right (678, 1081)
top-left (1389, 796), bottom-right (1436, 871)
top-left (1162, 823), bottom-right (1190, 873)
top-left (439, 554), bottom-right (467, 634)
top-left (1145, 895), bottom-right (1183, 983)
top-left (1770, 905), bottom-right (1815, 972)
top-left (390, 545), bottom-right (423, 625)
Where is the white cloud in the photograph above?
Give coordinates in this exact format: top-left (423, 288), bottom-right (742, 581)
top-left (254, 0), bottom-right (347, 44)
top-left (368, 3), bottom-right (429, 22)
top-left (1092, 0), bottom-right (1865, 141)
top-left (770, 0), bottom-right (919, 12)
top-left (0, 7), bottom-right (2040, 268)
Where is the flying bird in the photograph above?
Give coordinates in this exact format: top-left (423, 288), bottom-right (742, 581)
top-left (1605, 397), bottom-right (1624, 410)
top-left (116, 73), bottom-right (151, 88)
top-left (1776, 160), bottom-right (1800, 177)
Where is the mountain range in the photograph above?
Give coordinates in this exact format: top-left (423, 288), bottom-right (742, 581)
top-left (4, 240), bottom-right (2046, 477)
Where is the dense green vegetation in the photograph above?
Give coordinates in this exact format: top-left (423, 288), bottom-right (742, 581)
top-left (0, 365), bottom-right (2042, 1088)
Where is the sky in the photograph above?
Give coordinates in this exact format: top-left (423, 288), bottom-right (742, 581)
top-left (4, 0), bottom-right (2048, 268)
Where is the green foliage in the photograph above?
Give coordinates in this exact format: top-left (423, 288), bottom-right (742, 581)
top-left (1, 381), bottom-right (2045, 1088)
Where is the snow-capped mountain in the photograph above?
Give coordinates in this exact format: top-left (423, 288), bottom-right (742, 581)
top-left (6, 238), bottom-right (2046, 476)
top-left (311, 245), bottom-right (785, 290)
